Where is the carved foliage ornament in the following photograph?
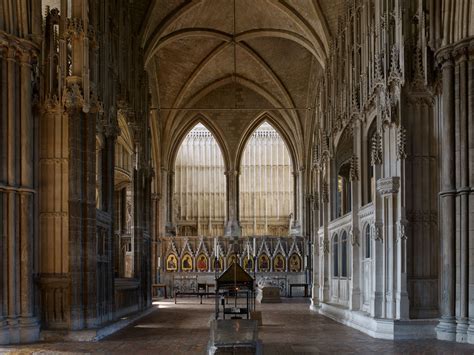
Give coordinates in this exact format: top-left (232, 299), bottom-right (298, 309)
top-left (62, 83), bottom-right (84, 111)
top-left (350, 226), bottom-right (360, 247)
top-left (396, 125), bottom-right (407, 160)
top-left (65, 17), bottom-right (84, 38)
top-left (396, 220), bottom-right (408, 243)
top-left (321, 182), bottom-right (329, 203)
top-left (349, 155), bottom-right (359, 181)
top-left (370, 129), bottom-right (383, 166)
top-left (323, 239), bottom-right (330, 255)
top-left (371, 222), bottom-right (383, 242)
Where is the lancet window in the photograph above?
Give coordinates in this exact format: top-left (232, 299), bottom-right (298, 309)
top-left (173, 123), bottom-right (226, 236)
top-left (239, 122), bottom-right (294, 236)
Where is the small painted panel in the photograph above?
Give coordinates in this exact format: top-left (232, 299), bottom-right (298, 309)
top-left (181, 253), bottom-right (193, 271)
top-left (212, 256), bottom-right (224, 271)
top-left (258, 254), bottom-right (270, 272)
top-left (289, 253), bottom-right (302, 272)
top-left (166, 254), bottom-right (178, 271)
top-left (197, 253), bottom-right (208, 272)
top-left (273, 253), bottom-right (286, 272)
top-left (243, 256), bottom-right (254, 272)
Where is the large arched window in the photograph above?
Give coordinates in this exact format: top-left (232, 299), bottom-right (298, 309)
top-left (239, 121), bottom-right (294, 236)
top-left (174, 123), bottom-right (226, 236)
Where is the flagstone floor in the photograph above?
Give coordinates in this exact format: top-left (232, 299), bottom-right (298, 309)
top-left (2, 298), bottom-right (474, 354)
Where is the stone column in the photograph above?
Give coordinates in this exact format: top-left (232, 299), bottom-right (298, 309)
top-left (0, 46), bottom-right (5, 344)
top-left (395, 123), bottom-right (409, 320)
top-left (455, 47), bottom-right (469, 342)
top-left (377, 176), bottom-right (401, 319)
top-left (310, 174), bottom-right (321, 310)
top-left (467, 44), bottom-right (474, 345)
top-left (349, 120), bottom-right (361, 311)
top-left (371, 135), bottom-right (385, 318)
top-left (0, 42), bottom-right (40, 344)
top-left (436, 51), bottom-right (457, 341)
top-left (290, 170), bottom-right (302, 236)
top-left (320, 178), bottom-right (330, 303)
top-left (18, 49), bottom-right (39, 337)
top-left (225, 169), bottom-right (241, 237)
top-left (103, 121), bottom-right (119, 315)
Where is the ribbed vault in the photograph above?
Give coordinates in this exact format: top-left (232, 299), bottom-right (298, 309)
top-left (142, 0), bottom-right (342, 171)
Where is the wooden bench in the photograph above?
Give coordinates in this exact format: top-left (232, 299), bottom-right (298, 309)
top-left (174, 291), bottom-right (215, 304)
top-left (289, 283), bottom-right (309, 297)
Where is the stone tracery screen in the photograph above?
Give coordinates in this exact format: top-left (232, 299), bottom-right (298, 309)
top-left (174, 123), bottom-right (226, 236)
top-left (239, 122), bottom-right (293, 236)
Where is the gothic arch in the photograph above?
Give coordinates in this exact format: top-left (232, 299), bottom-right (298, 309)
top-left (236, 112), bottom-right (299, 173)
top-left (167, 114), bottom-right (230, 173)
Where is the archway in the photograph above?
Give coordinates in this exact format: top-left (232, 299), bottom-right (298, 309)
top-left (173, 122), bottom-right (227, 236)
top-left (239, 121), bottom-right (294, 236)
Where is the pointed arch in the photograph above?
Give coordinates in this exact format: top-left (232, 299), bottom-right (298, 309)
top-left (236, 112), bottom-right (298, 172)
top-left (238, 116), bottom-right (296, 237)
top-left (171, 118), bottom-right (228, 236)
top-left (168, 114), bottom-right (230, 172)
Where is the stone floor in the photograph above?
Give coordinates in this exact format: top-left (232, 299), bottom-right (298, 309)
top-left (2, 298), bottom-right (474, 354)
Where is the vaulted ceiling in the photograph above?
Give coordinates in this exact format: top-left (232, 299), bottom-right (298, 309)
top-left (140, 0), bottom-right (345, 168)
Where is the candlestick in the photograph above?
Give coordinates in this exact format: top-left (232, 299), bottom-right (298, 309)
top-left (253, 237), bottom-right (256, 257)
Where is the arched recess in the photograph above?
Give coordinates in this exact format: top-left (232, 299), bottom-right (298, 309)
top-left (238, 119), bottom-right (295, 237)
top-left (332, 126), bottom-right (353, 219)
top-left (172, 121), bottom-right (227, 237)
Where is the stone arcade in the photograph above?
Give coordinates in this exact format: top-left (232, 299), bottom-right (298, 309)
top-left (0, 0), bottom-right (474, 348)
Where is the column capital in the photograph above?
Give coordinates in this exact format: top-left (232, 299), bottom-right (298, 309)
top-left (435, 46), bottom-right (454, 69)
top-left (376, 176), bottom-right (400, 196)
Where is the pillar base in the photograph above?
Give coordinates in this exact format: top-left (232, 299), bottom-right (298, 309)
top-left (467, 321), bottom-right (474, 344)
top-left (455, 318), bottom-right (469, 343)
top-left (310, 298), bottom-right (321, 312)
top-left (396, 292), bottom-right (410, 320)
top-left (0, 317), bottom-right (40, 345)
top-left (319, 302), bottom-right (437, 340)
top-left (436, 317), bottom-right (457, 341)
